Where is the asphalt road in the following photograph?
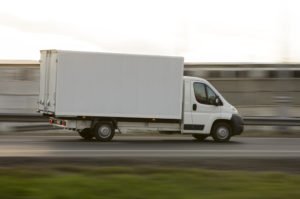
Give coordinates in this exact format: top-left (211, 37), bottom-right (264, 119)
top-left (0, 134), bottom-right (300, 172)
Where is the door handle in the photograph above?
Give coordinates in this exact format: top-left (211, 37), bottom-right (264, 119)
top-left (192, 104), bottom-right (197, 111)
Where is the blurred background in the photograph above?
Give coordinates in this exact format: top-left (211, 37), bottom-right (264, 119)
top-left (0, 0), bottom-right (300, 132)
top-left (0, 61), bottom-right (299, 133)
top-left (1, 61), bottom-right (299, 117)
top-left (0, 1), bottom-right (300, 198)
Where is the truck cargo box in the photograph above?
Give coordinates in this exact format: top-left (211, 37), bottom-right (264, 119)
top-left (38, 50), bottom-right (184, 120)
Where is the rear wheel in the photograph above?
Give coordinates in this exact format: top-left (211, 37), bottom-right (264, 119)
top-left (211, 122), bottom-right (232, 142)
top-left (94, 123), bottom-right (115, 142)
top-left (78, 128), bottom-right (94, 140)
top-left (192, 134), bottom-right (208, 141)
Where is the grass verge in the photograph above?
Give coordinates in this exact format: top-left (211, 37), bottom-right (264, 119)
top-left (0, 166), bottom-right (299, 199)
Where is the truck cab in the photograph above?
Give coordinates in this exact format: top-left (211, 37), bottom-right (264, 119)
top-left (182, 76), bottom-right (243, 142)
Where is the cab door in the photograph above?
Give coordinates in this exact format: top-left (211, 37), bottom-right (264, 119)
top-left (183, 81), bottom-right (221, 134)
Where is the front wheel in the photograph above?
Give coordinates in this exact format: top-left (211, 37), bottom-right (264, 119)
top-left (211, 122), bottom-right (232, 142)
top-left (192, 134), bottom-right (208, 141)
top-left (94, 123), bottom-right (115, 142)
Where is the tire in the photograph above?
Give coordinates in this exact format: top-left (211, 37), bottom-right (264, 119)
top-left (78, 128), bottom-right (94, 140)
top-left (94, 123), bottom-right (115, 142)
top-left (211, 122), bottom-right (232, 142)
top-left (192, 134), bottom-right (208, 141)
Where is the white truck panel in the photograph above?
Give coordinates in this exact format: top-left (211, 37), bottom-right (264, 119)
top-left (39, 50), bottom-right (184, 120)
top-left (38, 51), bottom-right (57, 113)
top-left (117, 122), bottom-right (180, 132)
top-left (38, 52), bottom-right (47, 111)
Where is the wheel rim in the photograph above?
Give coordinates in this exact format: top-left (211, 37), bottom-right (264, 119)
top-left (98, 125), bottom-right (111, 138)
top-left (216, 126), bottom-right (229, 140)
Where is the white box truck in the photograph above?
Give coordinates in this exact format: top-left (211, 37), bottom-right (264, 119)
top-left (38, 50), bottom-right (243, 142)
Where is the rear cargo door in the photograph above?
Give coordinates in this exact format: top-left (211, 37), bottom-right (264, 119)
top-left (38, 50), bottom-right (57, 113)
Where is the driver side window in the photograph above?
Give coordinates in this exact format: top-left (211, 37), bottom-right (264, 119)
top-left (193, 82), bottom-right (207, 104)
top-left (193, 82), bottom-right (217, 105)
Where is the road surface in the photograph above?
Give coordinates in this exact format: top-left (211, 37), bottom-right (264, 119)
top-left (0, 134), bottom-right (299, 172)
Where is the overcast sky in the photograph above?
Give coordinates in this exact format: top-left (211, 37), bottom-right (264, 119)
top-left (0, 0), bottom-right (299, 63)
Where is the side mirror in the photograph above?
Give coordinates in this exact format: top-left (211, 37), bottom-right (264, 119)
top-left (214, 97), bottom-right (221, 106)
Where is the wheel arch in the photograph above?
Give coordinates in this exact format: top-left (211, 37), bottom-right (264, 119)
top-left (210, 119), bottom-right (233, 135)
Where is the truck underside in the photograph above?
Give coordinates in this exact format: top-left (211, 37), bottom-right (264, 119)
top-left (47, 114), bottom-right (243, 142)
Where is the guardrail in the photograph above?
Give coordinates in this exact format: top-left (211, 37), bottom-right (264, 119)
top-left (244, 117), bottom-right (300, 126)
top-left (0, 113), bottom-right (48, 122)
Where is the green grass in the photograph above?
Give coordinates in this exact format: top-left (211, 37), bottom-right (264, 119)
top-left (0, 167), bottom-right (299, 199)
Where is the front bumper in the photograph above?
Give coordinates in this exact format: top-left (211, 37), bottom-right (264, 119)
top-left (231, 114), bottom-right (244, 135)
